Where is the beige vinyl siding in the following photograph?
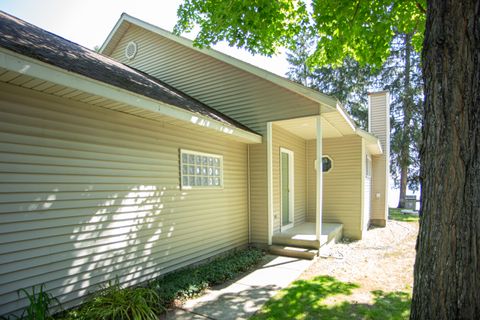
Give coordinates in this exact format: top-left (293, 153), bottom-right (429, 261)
top-left (272, 125), bottom-right (306, 233)
top-left (0, 86), bottom-right (249, 315)
top-left (306, 136), bottom-right (363, 239)
top-left (108, 25), bottom-right (321, 133)
top-left (248, 142), bottom-right (268, 244)
top-left (369, 93), bottom-right (389, 223)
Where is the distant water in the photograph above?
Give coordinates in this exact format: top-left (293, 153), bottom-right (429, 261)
top-left (388, 179), bottom-right (421, 210)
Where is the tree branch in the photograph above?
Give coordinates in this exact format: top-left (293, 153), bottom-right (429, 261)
top-left (416, 2), bottom-right (426, 14)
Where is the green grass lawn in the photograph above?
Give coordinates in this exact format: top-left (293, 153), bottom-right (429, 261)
top-left (252, 276), bottom-right (411, 320)
top-left (388, 208), bottom-right (420, 222)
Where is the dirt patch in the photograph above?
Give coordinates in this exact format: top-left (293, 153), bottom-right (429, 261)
top-left (299, 220), bottom-right (419, 305)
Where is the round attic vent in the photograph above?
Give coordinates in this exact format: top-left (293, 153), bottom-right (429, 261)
top-left (124, 41), bottom-right (138, 60)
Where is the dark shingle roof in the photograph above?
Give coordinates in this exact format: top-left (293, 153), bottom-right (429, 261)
top-left (0, 11), bottom-right (256, 134)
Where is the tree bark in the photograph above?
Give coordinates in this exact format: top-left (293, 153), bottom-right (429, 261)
top-left (410, 0), bottom-right (480, 319)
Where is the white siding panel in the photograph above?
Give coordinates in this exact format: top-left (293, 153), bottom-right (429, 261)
top-left (0, 86), bottom-right (249, 315)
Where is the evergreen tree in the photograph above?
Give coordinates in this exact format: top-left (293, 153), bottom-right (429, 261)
top-left (286, 32), bottom-right (373, 129)
top-left (286, 32), bottom-right (423, 207)
top-left (383, 34), bottom-right (423, 206)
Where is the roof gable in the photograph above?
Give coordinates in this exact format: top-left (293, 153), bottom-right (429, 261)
top-left (100, 15), bottom-right (342, 134)
top-left (101, 13), bottom-right (338, 110)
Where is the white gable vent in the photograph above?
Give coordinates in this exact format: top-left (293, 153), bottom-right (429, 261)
top-left (124, 41), bottom-right (138, 60)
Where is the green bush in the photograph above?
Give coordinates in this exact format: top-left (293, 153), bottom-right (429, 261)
top-left (62, 279), bottom-right (162, 320)
top-left (153, 270), bottom-right (209, 302)
top-left (8, 248), bottom-right (263, 320)
top-left (151, 247), bottom-right (263, 306)
top-left (9, 284), bottom-right (61, 320)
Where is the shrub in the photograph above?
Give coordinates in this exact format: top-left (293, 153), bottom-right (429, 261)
top-left (151, 247), bottom-right (263, 306)
top-left (11, 284), bottom-right (61, 320)
top-left (153, 270), bottom-right (209, 303)
top-left (62, 279), bottom-right (162, 320)
top-left (8, 248), bottom-right (263, 320)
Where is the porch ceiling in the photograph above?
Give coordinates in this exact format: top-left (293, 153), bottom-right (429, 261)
top-left (274, 113), bottom-right (353, 139)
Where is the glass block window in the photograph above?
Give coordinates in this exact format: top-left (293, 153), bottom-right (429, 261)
top-left (180, 149), bottom-right (223, 189)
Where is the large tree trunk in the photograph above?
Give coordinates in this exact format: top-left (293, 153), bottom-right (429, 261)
top-left (410, 0), bottom-right (480, 319)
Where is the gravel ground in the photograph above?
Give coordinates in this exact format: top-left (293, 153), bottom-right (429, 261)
top-left (299, 220), bottom-right (419, 304)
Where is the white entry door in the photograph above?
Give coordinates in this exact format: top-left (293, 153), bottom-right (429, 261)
top-left (280, 148), bottom-right (294, 230)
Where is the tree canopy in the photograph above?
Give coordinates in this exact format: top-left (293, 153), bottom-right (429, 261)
top-left (174, 0), bottom-right (426, 68)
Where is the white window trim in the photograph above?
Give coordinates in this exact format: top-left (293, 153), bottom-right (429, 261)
top-left (180, 149), bottom-right (224, 190)
top-left (315, 155), bottom-right (334, 174)
top-left (280, 147), bottom-right (294, 231)
top-left (366, 155), bottom-right (372, 178)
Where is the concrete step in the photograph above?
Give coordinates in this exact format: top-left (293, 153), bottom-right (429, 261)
top-left (321, 224), bottom-right (343, 246)
top-left (271, 237), bottom-right (320, 249)
top-left (268, 245), bottom-right (318, 260)
top-left (271, 223), bottom-right (344, 250)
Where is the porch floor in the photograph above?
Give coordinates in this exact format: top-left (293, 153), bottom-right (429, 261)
top-left (272, 222), bottom-right (343, 249)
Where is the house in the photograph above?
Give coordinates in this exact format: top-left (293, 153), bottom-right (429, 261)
top-left (0, 11), bottom-right (389, 316)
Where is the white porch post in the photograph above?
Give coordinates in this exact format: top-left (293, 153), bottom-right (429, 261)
top-left (315, 116), bottom-right (323, 241)
top-left (267, 122), bottom-right (273, 245)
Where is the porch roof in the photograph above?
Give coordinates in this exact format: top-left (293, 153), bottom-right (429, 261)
top-left (273, 113), bottom-right (383, 155)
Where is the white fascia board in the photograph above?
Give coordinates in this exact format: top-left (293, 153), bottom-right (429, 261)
top-left (336, 102), bottom-right (357, 132)
top-left (356, 129), bottom-right (383, 155)
top-left (0, 49), bottom-right (262, 144)
top-left (333, 99), bottom-right (383, 155)
top-left (99, 13), bottom-right (128, 55)
top-left (335, 102), bottom-right (384, 152)
top-left (104, 14), bottom-right (339, 111)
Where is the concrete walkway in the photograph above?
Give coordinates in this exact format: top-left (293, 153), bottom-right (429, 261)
top-left (162, 255), bottom-right (313, 320)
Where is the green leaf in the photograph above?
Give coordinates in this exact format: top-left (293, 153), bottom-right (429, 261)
top-left (175, 0), bottom-right (426, 69)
